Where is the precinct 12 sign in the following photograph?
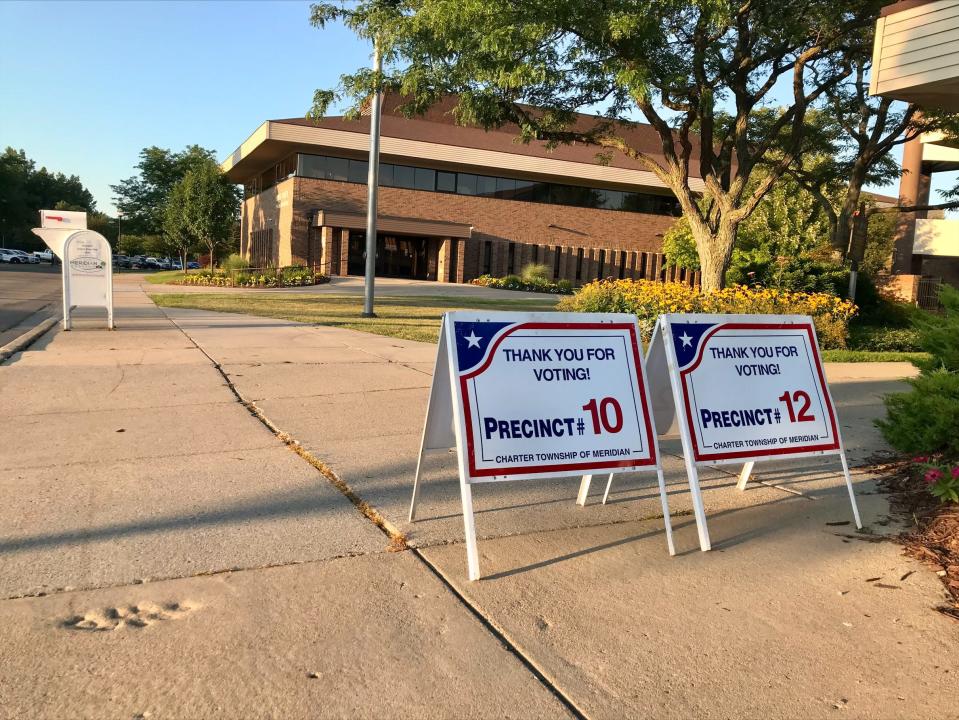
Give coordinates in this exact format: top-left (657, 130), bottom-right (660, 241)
top-left (453, 313), bottom-right (657, 481)
top-left (666, 314), bottom-right (839, 463)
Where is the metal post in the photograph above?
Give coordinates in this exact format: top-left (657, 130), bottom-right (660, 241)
top-left (362, 40), bottom-right (383, 318)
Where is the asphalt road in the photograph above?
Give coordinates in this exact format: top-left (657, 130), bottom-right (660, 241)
top-left (0, 263), bottom-right (61, 346)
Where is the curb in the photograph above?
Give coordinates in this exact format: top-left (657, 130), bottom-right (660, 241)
top-left (0, 316), bottom-right (59, 362)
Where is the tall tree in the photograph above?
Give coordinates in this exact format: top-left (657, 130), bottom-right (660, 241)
top-left (112, 145), bottom-right (217, 235)
top-left (309, 0), bottom-right (880, 290)
top-left (178, 160), bottom-right (240, 269)
top-left (0, 147), bottom-right (97, 247)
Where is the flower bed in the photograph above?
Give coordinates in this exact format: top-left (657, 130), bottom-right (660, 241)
top-left (557, 279), bottom-right (857, 348)
top-left (471, 274), bottom-right (574, 295)
top-left (173, 267), bottom-right (330, 288)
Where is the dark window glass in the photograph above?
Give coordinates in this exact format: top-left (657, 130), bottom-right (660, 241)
top-left (476, 175), bottom-right (497, 197)
top-left (393, 165), bottom-right (414, 189)
top-left (597, 249), bottom-right (606, 279)
top-left (575, 248), bottom-right (584, 281)
top-left (414, 167), bottom-right (436, 191)
top-left (379, 163), bottom-right (394, 186)
top-left (621, 192), bottom-right (642, 212)
top-left (297, 154), bottom-right (326, 179)
top-left (550, 184), bottom-right (577, 206)
top-left (495, 177), bottom-right (516, 199)
top-left (348, 159), bottom-right (369, 184)
top-left (507, 242), bottom-right (516, 275)
top-left (457, 174), bottom-right (477, 195)
top-left (327, 157), bottom-right (349, 181)
top-left (600, 190), bottom-right (624, 210)
top-left (483, 241), bottom-right (492, 274)
top-left (436, 171), bottom-right (456, 193)
top-left (532, 182), bottom-right (551, 203)
top-left (619, 251), bottom-right (627, 279)
top-left (513, 179), bottom-right (535, 201)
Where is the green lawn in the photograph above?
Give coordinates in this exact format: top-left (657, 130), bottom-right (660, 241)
top-left (820, 349), bottom-right (930, 363)
top-left (150, 292), bottom-right (932, 361)
top-left (150, 292), bottom-right (560, 343)
top-left (144, 270), bottom-right (191, 284)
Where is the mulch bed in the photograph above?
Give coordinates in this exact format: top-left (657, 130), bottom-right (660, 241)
top-left (877, 458), bottom-right (959, 621)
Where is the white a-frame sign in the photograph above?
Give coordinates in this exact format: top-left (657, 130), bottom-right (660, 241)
top-left (409, 311), bottom-right (672, 580)
top-left (623, 313), bottom-right (862, 552)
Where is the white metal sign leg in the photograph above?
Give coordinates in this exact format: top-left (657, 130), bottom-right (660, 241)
top-left (655, 467), bottom-right (676, 556)
top-left (576, 475), bottom-right (592, 506)
top-left (839, 452), bottom-right (863, 529)
top-left (736, 461), bottom-right (755, 491)
top-left (409, 450), bottom-right (425, 522)
top-left (601, 473), bottom-right (615, 504)
top-left (459, 480), bottom-right (481, 581)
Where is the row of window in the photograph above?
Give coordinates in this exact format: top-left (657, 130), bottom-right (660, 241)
top-left (292, 153), bottom-right (681, 216)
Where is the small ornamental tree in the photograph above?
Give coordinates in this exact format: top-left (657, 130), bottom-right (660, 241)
top-left (179, 160), bottom-right (240, 269)
top-left (309, 0), bottom-right (881, 290)
top-left (162, 179), bottom-right (198, 273)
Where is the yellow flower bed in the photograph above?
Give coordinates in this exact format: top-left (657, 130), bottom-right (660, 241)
top-left (557, 280), bottom-right (857, 349)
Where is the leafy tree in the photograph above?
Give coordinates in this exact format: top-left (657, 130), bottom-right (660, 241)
top-left (177, 160), bottom-right (240, 269)
top-left (0, 147), bottom-right (97, 248)
top-left (309, 0), bottom-right (880, 290)
top-left (161, 179), bottom-right (198, 272)
top-left (783, 61), bottom-right (959, 256)
top-left (112, 145), bottom-right (218, 236)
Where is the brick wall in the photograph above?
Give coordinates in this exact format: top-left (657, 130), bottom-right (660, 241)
top-left (291, 177), bottom-right (677, 281)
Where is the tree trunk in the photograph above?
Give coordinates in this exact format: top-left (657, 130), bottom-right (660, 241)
top-left (832, 161), bottom-right (869, 258)
top-left (688, 220), bottom-right (738, 292)
top-left (207, 241), bottom-right (215, 270)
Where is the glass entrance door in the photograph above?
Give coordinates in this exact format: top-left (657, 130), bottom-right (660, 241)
top-left (347, 232), bottom-right (434, 280)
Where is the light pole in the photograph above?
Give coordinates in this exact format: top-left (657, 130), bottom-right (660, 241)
top-left (362, 38), bottom-right (383, 318)
top-left (116, 210), bottom-right (122, 255)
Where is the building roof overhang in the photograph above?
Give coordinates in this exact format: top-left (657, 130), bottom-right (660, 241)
top-left (222, 118), bottom-right (706, 195)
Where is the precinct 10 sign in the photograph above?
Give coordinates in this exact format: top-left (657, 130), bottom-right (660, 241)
top-left (664, 314), bottom-right (840, 463)
top-left (451, 312), bottom-right (658, 481)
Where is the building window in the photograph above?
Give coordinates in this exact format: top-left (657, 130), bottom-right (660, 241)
top-left (507, 242), bottom-right (516, 275)
top-left (393, 165), bottom-right (414, 189)
top-left (597, 249), bottom-right (606, 279)
top-left (575, 248), bottom-right (584, 281)
top-left (414, 167), bottom-right (435, 191)
top-left (348, 159), bottom-right (369, 183)
top-left (437, 171), bottom-right (456, 193)
top-left (483, 241), bottom-right (492, 275)
top-left (619, 251), bottom-right (628, 279)
top-left (292, 152), bottom-right (682, 216)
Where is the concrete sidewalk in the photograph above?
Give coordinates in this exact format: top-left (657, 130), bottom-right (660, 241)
top-left (1, 276), bottom-right (955, 719)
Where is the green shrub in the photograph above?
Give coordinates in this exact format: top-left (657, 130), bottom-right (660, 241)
top-left (520, 263), bottom-right (550, 283)
top-left (877, 370), bottom-right (959, 458)
top-left (471, 273), bottom-right (574, 295)
top-left (848, 325), bottom-right (923, 353)
top-left (878, 285), bottom-right (959, 483)
top-left (221, 253), bottom-right (249, 271)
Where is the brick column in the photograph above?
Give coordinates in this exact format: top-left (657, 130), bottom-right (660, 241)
top-left (339, 229), bottom-right (350, 275)
top-left (437, 237), bottom-right (452, 282)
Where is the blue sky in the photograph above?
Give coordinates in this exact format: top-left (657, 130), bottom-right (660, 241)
top-left (0, 0), bottom-right (368, 214)
top-left (1, 1), bottom-right (952, 216)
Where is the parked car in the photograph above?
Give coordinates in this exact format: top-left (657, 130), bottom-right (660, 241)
top-left (33, 249), bottom-right (54, 263)
top-left (170, 259), bottom-right (183, 270)
top-left (158, 258), bottom-right (172, 270)
top-left (0, 249), bottom-right (38, 263)
top-left (129, 255), bottom-right (148, 269)
top-left (113, 254), bottom-right (132, 269)
top-left (187, 261), bottom-right (200, 269)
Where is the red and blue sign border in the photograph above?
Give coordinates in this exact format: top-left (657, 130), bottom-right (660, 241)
top-left (677, 320), bottom-right (841, 462)
top-left (456, 321), bottom-right (658, 479)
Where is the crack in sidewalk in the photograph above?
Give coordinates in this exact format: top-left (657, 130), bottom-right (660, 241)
top-left (160, 307), bottom-right (591, 720)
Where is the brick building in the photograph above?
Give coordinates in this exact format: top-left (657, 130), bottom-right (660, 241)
top-left (222, 97), bottom-right (705, 284)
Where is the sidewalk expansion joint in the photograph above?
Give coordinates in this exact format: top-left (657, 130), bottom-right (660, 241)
top-left (413, 548), bottom-right (590, 720)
